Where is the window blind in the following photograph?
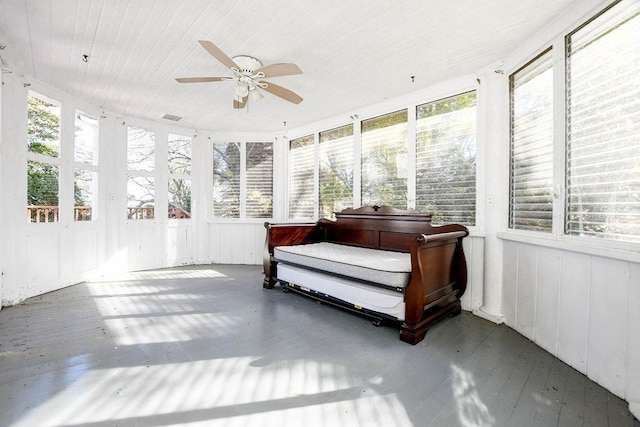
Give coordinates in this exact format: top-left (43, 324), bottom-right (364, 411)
top-left (361, 110), bottom-right (408, 209)
top-left (289, 135), bottom-right (315, 219)
top-left (509, 50), bottom-right (554, 232)
top-left (416, 92), bottom-right (477, 225)
top-left (246, 142), bottom-right (273, 218)
top-left (566, 0), bottom-right (640, 242)
top-left (212, 141), bottom-right (241, 218)
top-left (319, 125), bottom-right (353, 218)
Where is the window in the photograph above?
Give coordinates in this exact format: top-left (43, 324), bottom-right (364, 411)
top-left (27, 92), bottom-right (60, 223)
top-left (508, 0), bottom-right (640, 243)
top-left (287, 103), bottom-right (479, 222)
top-left (416, 92), bottom-right (477, 225)
top-left (213, 141), bottom-right (240, 218)
top-left (212, 141), bottom-right (273, 219)
top-left (565, 0), bottom-right (640, 242)
top-left (288, 135), bottom-right (315, 219)
top-left (319, 125), bottom-right (353, 219)
top-left (74, 112), bottom-right (99, 221)
top-left (246, 142), bottom-right (273, 218)
top-left (168, 134), bottom-right (192, 219)
top-left (509, 50), bottom-right (554, 232)
top-left (361, 110), bottom-right (408, 209)
top-left (127, 126), bottom-right (155, 220)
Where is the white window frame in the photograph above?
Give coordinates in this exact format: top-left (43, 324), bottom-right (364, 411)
top-left (501, 0), bottom-right (640, 259)
top-left (73, 110), bottom-right (100, 222)
top-left (26, 91), bottom-right (62, 224)
top-left (211, 140), bottom-right (274, 221)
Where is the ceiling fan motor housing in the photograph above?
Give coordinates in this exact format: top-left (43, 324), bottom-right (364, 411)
top-left (232, 55), bottom-right (263, 74)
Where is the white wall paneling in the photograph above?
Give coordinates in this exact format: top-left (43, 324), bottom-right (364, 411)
top-left (501, 239), bottom-right (640, 405)
top-left (588, 257), bottom-right (628, 398)
top-left (71, 229), bottom-right (99, 277)
top-left (533, 248), bottom-right (561, 355)
top-left (628, 262), bottom-right (640, 418)
top-left (25, 230), bottom-right (61, 296)
top-left (164, 224), bottom-right (194, 267)
top-left (460, 235), bottom-right (485, 313)
top-left (208, 222), bottom-right (265, 266)
top-left (126, 223), bottom-right (163, 272)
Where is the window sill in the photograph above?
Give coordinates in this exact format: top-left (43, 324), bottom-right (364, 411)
top-left (497, 231), bottom-right (640, 264)
top-left (207, 218), bottom-right (273, 225)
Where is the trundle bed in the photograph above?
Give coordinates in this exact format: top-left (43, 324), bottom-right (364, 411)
top-left (263, 206), bottom-right (469, 344)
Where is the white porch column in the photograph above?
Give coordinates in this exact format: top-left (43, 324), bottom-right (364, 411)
top-left (474, 68), bottom-right (508, 324)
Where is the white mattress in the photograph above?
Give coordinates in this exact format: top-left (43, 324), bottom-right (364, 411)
top-left (276, 263), bottom-right (405, 321)
top-left (274, 242), bottom-right (411, 290)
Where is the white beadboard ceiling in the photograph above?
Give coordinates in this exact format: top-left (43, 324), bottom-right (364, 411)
top-left (0, 0), bottom-right (579, 133)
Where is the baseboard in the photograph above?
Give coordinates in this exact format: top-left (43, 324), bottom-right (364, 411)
top-left (472, 307), bottom-right (504, 324)
top-left (629, 402), bottom-right (640, 421)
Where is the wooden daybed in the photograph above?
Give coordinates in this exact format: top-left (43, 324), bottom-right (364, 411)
top-left (263, 206), bottom-right (469, 344)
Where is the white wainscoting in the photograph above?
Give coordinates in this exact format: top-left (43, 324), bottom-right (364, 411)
top-left (461, 235), bottom-right (485, 313)
top-left (164, 224), bottom-right (195, 267)
top-left (26, 231), bottom-right (61, 296)
top-left (126, 222), bottom-right (163, 272)
top-left (71, 229), bottom-right (99, 277)
top-left (502, 240), bottom-right (640, 404)
top-left (208, 222), bottom-right (266, 265)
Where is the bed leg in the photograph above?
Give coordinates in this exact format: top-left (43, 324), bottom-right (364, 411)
top-left (263, 276), bottom-right (276, 289)
top-left (399, 324), bottom-right (427, 345)
top-left (449, 304), bottom-right (462, 317)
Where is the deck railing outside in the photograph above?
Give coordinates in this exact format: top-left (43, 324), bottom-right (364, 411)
top-left (28, 206), bottom-right (93, 222)
top-left (27, 206), bottom-right (191, 222)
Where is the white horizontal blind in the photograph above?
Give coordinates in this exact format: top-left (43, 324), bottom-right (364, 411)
top-left (246, 142), bottom-right (273, 218)
top-left (416, 92), bottom-right (476, 225)
top-left (319, 125), bottom-right (354, 219)
top-left (212, 141), bottom-right (240, 218)
top-left (566, 0), bottom-right (640, 242)
top-left (289, 135), bottom-right (315, 219)
top-left (509, 50), bottom-right (554, 232)
top-left (361, 110), bottom-right (408, 209)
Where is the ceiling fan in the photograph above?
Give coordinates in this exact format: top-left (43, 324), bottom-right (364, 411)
top-left (176, 40), bottom-right (303, 109)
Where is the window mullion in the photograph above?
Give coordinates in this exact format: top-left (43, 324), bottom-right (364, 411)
top-left (407, 105), bottom-right (417, 209)
top-left (353, 120), bottom-right (362, 208)
top-left (553, 36), bottom-right (567, 238)
top-left (313, 133), bottom-right (319, 219)
top-left (240, 141), bottom-right (247, 218)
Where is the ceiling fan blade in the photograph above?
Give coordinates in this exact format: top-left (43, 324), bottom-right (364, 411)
top-left (175, 77), bottom-right (227, 83)
top-left (233, 96), bottom-right (247, 109)
top-left (198, 40), bottom-right (240, 70)
top-left (255, 63), bottom-right (302, 78)
top-left (259, 81), bottom-right (303, 104)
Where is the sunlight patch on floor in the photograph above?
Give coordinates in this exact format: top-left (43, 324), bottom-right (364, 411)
top-left (451, 364), bottom-right (495, 427)
top-left (12, 357), bottom-right (412, 427)
top-left (92, 267), bottom-right (230, 283)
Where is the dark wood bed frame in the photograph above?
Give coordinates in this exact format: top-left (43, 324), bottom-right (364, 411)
top-left (263, 206), bottom-right (469, 344)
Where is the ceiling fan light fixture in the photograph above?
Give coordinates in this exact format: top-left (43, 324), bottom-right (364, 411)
top-left (250, 88), bottom-right (264, 102)
top-left (235, 84), bottom-right (249, 98)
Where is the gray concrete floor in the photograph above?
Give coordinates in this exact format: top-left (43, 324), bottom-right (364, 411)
top-left (0, 264), bottom-right (638, 427)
